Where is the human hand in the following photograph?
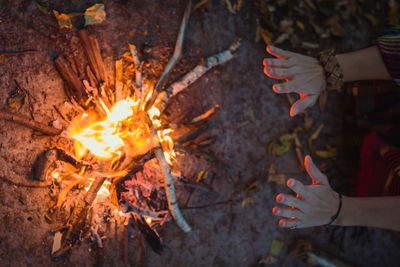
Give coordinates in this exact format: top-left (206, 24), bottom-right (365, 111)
top-left (272, 155), bottom-right (339, 228)
top-left (263, 45), bottom-right (326, 116)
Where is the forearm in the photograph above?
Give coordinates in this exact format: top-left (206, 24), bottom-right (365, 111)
top-left (336, 196), bottom-right (400, 231)
top-left (336, 46), bottom-right (392, 82)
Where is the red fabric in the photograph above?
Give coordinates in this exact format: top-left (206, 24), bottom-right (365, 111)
top-left (353, 132), bottom-right (400, 197)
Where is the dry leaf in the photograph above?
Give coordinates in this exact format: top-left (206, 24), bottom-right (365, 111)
top-left (267, 133), bottom-right (294, 156)
top-left (303, 113), bottom-right (314, 131)
top-left (51, 231), bottom-right (63, 254)
top-left (245, 180), bottom-right (260, 195)
top-left (266, 253), bottom-right (277, 264)
top-left (296, 20), bottom-right (305, 31)
top-left (0, 54), bottom-right (4, 62)
top-left (363, 13), bottom-right (378, 27)
top-left (193, 0), bottom-right (210, 11)
top-left (241, 197), bottom-right (254, 208)
top-left (53, 10), bottom-right (73, 29)
top-left (304, 0), bottom-right (316, 11)
top-left (319, 90), bottom-right (328, 112)
top-left (35, 2), bottom-right (49, 14)
top-left (84, 3), bottom-right (106, 26)
top-left (196, 170), bottom-right (208, 183)
top-left (316, 145), bottom-right (337, 159)
top-left (260, 28), bottom-right (274, 45)
top-left (270, 239), bottom-right (284, 256)
top-left (267, 163), bottom-right (286, 185)
top-left (388, 0), bottom-right (399, 26)
top-left (7, 92), bottom-right (25, 109)
top-left (308, 124), bottom-right (324, 153)
top-left (325, 16), bottom-right (344, 37)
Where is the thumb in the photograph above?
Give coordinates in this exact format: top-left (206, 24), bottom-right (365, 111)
top-left (304, 155), bottom-right (329, 185)
top-left (290, 94), bottom-right (318, 117)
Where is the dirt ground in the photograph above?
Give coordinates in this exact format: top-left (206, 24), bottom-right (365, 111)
top-left (0, 0), bottom-right (399, 266)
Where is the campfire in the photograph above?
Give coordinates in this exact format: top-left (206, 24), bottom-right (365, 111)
top-left (1, 1), bottom-right (240, 258)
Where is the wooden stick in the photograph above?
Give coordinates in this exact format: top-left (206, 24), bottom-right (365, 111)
top-left (153, 146), bottom-right (191, 233)
top-left (154, 39), bottom-right (241, 112)
top-left (0, 108), bottom-right (62, 136)
top-left (54, 55), bottom-right (86, 102)
top-left (0, 50), bottom-right (38, 56)
top-left (0, 175), bottom-right (51, 188)
top-left (78, 29), bottom-right (108, 85)
top-left (154, 0), bottom-right (192, 93)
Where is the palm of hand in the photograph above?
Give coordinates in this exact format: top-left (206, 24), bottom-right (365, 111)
top-left (263, 45), bottom-right (326, 116)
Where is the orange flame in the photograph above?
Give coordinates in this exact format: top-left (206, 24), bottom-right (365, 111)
top-left (69, 89), bottom-right (176, 166)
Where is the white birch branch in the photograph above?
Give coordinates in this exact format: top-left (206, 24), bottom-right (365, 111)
top-left (154, 146), bottom-right (192, 233)
top-left (154, 38), bottom-right (241, 112)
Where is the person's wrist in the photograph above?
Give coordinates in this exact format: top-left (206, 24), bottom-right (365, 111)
top-left (332, 195), bottom-right (350, 226)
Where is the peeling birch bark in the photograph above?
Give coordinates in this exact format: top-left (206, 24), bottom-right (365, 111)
top-left (154, 39), bottom-right (241, 112)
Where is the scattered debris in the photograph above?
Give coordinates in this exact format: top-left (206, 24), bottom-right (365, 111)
top-left (316, 145), bottom-right (337, 159)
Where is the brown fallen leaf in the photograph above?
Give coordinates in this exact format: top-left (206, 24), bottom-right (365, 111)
top-left (319, 90), bottom-right (328, 112)
top-left (388, 0), bottom-right (399, 26)
top-left (308, 124), bottom-right (324, 154)
top-left (325, 16), bottom-right (344, 37)
top-left (267, 163), bottom-right (286, 185)
top-left (303, 112), bottom-right (314, 131)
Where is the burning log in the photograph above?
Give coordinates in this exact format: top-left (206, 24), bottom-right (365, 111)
top-left (0, 108), bottom-right (62, 136)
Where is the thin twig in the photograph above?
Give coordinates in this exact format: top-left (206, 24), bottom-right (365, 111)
top-left (0, 175), bottom-right (51, 188)
top-left (0, 108), bottom-right (62, 136)
top-left (154, 0), bottom-right (193, 93)
top-left (0, 50), bottom-right (38, 56)
top-left (182, 199), bottom-right (240, 210)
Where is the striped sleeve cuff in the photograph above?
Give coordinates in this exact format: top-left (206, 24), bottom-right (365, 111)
top-left (378, 25), bottom-right (400, 85)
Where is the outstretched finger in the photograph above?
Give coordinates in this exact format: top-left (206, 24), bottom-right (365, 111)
top-left (273, 206), bottom-right (303, 219)
top-left (273, 81), bottom-right (296, 94)
top-left (276, 193), bottom-right (305, 210)
top-left (287, 179), bottom-right (306, 196)
top-left (263, 58), bottom-right (294, 68)
top-left (264, 66), bottom-right (292, 79)
top-left (267, 45), bottom-right (301, 59)
top-left (305, 155), bottom-right (329, 185)
top-left (290, 94), bottom-right (318, 117)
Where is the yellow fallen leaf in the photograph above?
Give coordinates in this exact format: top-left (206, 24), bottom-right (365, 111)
top-left (267, 134), bottom-right (294, 156)
top-left (35, 2), bottom-right (49, 14)
top-left (84, 3), bottom-right (106, 26)
top-left (241, 197), bottom-right (254, 208)
top-left (196, 170), bottom-right (208, 183)
top-left (296, 20), bottom-right (305, 31)
top-left (270, 239), bottom-right (284, 257)
top-left (316, 145), bottom-right (337, 159)
top-left (260, 28), bottom-right (274, 45)
top-left (363, 13), bottom-right (378, 27)
top-left (53, 10), bottom-right (73, 29)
